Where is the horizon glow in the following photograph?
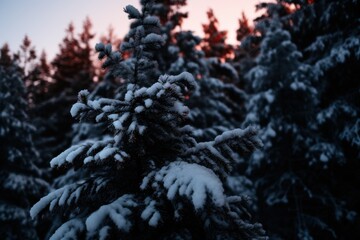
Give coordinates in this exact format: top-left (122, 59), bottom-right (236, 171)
top-left (0, 0), bottom-right (261, 59)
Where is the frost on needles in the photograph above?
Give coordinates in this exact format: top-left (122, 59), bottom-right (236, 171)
top-left (30, 2), bottom-right (266, 239)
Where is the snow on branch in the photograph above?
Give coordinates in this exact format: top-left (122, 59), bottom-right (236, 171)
top-left (69, 72), bottom-right (197, 144)
top-left (86, 194), bottom-right (137, 233)
top-left (30, 177), bottom-right (109, 219)
top-left (182, 126), bottom-right (262, 175)
top-left (141, 161), bottom-right (225, 210)
top-left (124, 5), bottom-right (141, 19)
top-left (141, 197), bottom-right (162, 227)
top-left (49, 138), bottom-right (129, 170)
top-left (49, 218), bottom-right (84, 240)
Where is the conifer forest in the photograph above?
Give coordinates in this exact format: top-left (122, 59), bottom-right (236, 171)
top-left (1, 0), bottom-right (360, 239)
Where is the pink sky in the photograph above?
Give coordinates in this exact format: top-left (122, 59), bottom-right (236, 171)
top-left (0, 0), bottom-right (261, 59)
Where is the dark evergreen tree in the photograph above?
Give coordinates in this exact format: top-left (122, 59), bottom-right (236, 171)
top-left (13, 36), bottom-right (52, 113)
top-left (0, 56), bottom-right (49, 240)
top-left (239, 1), bottom-right (360, 238)
top-left (231, 12), bottom-right (258, 89)
top-left (236, 12), bottom-right (253, 43)
top-left (26, 51), bottom-right (52, 107)
top-left (33, 18), bottom-right (96, 162)
top-left (0, 44), bottom-right (13, 68)
top-left (242, 18), bottom-right (321, 239)
top-left (284, 0), bottom-right (360, 238)
top-left (14, 35), bottom-right (37, 77)
top-left (144, 1), bottom-right (254, 205)
top-left (201, 9), bottom-right (233, 60)
top-left (31, 3), bottom-right (266, 239)
top-left (146, 0), bottom-right (188, 73)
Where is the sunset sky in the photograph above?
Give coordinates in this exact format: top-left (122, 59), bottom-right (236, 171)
top-left (0, 0), bottom-right (261, 59)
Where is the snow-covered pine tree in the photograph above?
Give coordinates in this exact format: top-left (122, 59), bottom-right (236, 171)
top-left (71, 24), bottom-right (129, 146)
top-left (31, 3), bottom-right (266, 239)
top-left (282, 0), bottom-right (360, 238)
top-left (146, 0), bottom-right (188, 73)
top-left (240, 1), bottom-right (360, 239)
top-left (14, 36), bottom-right (54, 169)
top-left (240, 8), bottom-right (358, 237)
top-left (0, 55), bottom-right (49, 239)
top-left (145, 1), bottom-right (254, 203)
top-left (245, 18), bottom-right (318, 239)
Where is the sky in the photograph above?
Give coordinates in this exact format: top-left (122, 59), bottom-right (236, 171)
top-left (0, 0), bottom-right (261, 59)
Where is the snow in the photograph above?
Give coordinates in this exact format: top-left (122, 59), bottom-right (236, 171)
top-left (65, 145), bottom-right (86, 162)
top-left (86, 194), bottom-right (137, 233)
top-left (143, 33), bottom-right (164, 45)
top-left (156, 89), bottom-right (165, 98)
top-left (125, 90), bottom-right (133, 102)
top-left (138, 125), bottom-right (146, 135)
top-left (30, 187), bottom-right (65, 218)
top-left (127, 121), bottom-right (137, 133)
top-left (290, 81), bottom-right (306, 91)
top-left (108, 114), bottom-right (119, 120)
top-left (144, 99), bottom-right (153, 108)
top-left (168, 46), bottom-right (179, 55)
top-left (99, 226), bottom-right (110, 240)
top-left (143, 161), bottom-right (226, 210)
top-left (98, 147), bottom-right (117, 160)
top-left (102, 105), bottom-right (114, 112)
top-left (114, 154), bottom-right (124, 162)
top-left (143, 16), bottom-right (159, 25)
top-left (135, 106), bottom-right (145, 113)
top-left (124, 5), bottom-right (141, 18)
top-left (50, 145), bottom-right (82, 167)
top-left (165, 72), bottom-right (197, 90)
top-left (264, 90), bottom-right (275, 103)
top-left (70, 102), bottom-right (87, 117)
top-left (49, 219), bottom-right (84, 240)
top-left (264, 125), bottom-right (276, 138)
top-left (95, 42), bottom-right (105, 52)
top-left (320, 153), bottom-right (329, 162)
top-left (141, 198), bottom-right (161, 227)
top-left (214, 127), bottom-right (248, 144)
top-left (146, 82), bottom-right (162, 95)
top-left (173, 101), bottom-right (189, 116)
top-left (113, 112), bottom-right (130, 130)
top-left (134, 87), bottom-right (147, 97)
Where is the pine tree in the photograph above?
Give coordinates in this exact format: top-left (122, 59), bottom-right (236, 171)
top-left (33, 18), bottom-right (96, 162)
top-left (0, 57), bottom-right (49, 240)
top-left (13, 36), bottom-right (54, 168)
top-left (236, 13), bottom-right (253, 43)
top-left (0, 44), bottom-right (13, 68)
top-left (143, 2), bottom-right (246, 141)
top-left (144, 2), bottom-right (254, 204)
top-left (26, 51), bottom-right (52, 107)
top-left (14, 35), bottom-right (37, 77)
top-left (231, 12), bottom-right (257, 89)
top-left (145, 0), bottom-right (188, 73)
top-left (201, 9), bottom-right (233, 60)
top-left (31, 3), bottom-right (266, 239)
top-left (242, 18), bottom-right (321, 239)
top-left (240, 1), bottom-right (360, 237)
top-left (71, 25), bottom-right (124, 146)
top-left (51, 18), bottom-right (95, 92)
top-left (14, 35), bottom-right (52, 113)
top-left (283, 0), bottom-right (360, 238)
